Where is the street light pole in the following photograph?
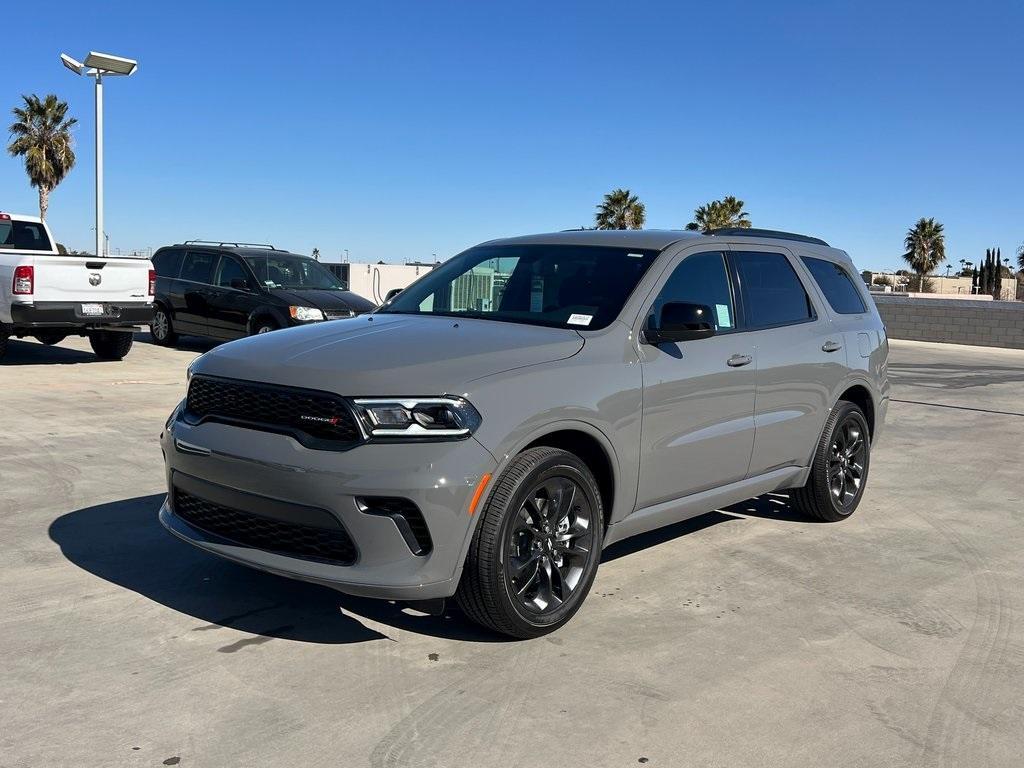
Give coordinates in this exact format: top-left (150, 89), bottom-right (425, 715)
top-left (61, 51), bottom-right (137, 258)
top-left (95, 72), bottom-right (103, 258)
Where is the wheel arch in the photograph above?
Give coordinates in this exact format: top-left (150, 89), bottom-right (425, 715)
top-left (247, 306), bottom-right (286, 335)
top-left (836, 382), bottom-right (875, 439)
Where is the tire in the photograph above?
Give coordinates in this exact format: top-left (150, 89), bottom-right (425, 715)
top-left (789, 400), bottom-right (871, 522)
top-left (252, 318), bottom-right (278, 335)
top-left (150, 304), bottom-right (178, 346)
top-left (456, 447), bottom-right (604, 639)
top-left (89, 330), bottom-right (134, 361)
top-left (34, 332), bottom-right (67, 346)
top-left (0, 332), bottom-right (7, 362)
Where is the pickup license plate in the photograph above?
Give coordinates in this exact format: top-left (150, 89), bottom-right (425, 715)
top-left (81, 303), bottom-right (105, 316)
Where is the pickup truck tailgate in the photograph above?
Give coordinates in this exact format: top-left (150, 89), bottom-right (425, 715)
top-left (29, 255), bottom-right (151, 303)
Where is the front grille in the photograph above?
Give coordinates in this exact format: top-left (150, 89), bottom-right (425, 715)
top-left (173, 489), bottom-right (357, 565)
top-left (186, 375), bottom-right (361, 449)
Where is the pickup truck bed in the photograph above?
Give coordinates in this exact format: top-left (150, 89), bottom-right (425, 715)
top-left (1, 212), bottom-right (154, 362)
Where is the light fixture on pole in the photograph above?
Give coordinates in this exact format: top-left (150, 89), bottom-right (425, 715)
top-left (60, 50), bottom-right (138, 258)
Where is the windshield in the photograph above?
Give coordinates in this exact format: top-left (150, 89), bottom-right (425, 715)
top-left (0, 219), bottom-right (53, 251)
top-left (243, 254), bottom-right (345, 290)
top-left (379, 244), bottom-right (660, 330)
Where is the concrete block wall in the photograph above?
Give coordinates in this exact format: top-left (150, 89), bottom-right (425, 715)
top-left (872, 295), bottom-right (1024, 349)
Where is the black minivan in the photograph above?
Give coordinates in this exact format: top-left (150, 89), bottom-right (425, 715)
top-left (149, 241), bottom-right (375, 344)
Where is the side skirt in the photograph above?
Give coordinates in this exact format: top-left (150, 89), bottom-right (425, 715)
top-left (603, 466), bottom-right (809, 548)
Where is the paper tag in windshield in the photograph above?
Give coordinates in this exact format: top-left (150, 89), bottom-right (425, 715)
top-left (568, 313), bottom-right (593, 326)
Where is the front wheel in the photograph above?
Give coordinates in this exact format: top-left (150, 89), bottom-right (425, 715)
top-left (789, 401), bottom-right (871, 522)
top-left (89, 331), bottom-right (134, 361)
top-left (456, 447), bottom-right (604, 639)
top-left (252, 319), bottom-right (279, 335)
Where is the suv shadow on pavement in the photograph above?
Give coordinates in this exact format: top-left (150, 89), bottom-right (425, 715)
top-left (50, 492), bottom-right (809, 643)
top-left (49, 495), bottom-right (512, 644)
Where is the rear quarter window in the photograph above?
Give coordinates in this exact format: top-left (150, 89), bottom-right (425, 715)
top-left (152, 248), bottom-right (185, 278)
top-left (801, 256), bottom-right (867, 314)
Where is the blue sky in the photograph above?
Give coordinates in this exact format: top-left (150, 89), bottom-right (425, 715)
top-left (4, 0), bottom-right (1022, 271)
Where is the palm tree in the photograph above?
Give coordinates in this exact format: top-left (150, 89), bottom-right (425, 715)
top-left (685, 195), bottom-right (752, 232)
top-left (1017, 243), bottom-right (1024, 272)
top-left (7, 94), bottom-right (77, 220)
top-left (902, 218), bottom-right (946, 290)
top-left (595, 188), bottom-right (646, 230)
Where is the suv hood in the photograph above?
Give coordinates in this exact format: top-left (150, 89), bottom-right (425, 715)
top-left (193, 313), bottom-right (585, 395)
top-left (268, 288), bottom-right (376, 314)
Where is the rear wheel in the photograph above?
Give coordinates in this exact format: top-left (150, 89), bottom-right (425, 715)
top-left (34, 332), bottom-right (68, 346)
top-left (150, 304), bottom-right (177, 346)
top-left (456, 447), bottom-right (604, 638)
top-left (789, 400), bottom-right (871, 522)
top-left (0, 331), bottom-right (7, 362)
top-left (89, 330), bottom-right (134, 361)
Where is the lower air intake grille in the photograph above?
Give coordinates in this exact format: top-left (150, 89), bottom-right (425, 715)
top-left (174, 489), bottom-right (357, 566)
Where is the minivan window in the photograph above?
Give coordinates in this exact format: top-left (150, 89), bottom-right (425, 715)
top-left (652, 251), bottom-right (735, 331)
top-left (216, 257), bottom-right (249, 288)
top-left (379, 244), bottom-right (660, 330)
top-left (0, 219), bottom-right (53, 251)
top-left (244, 254), bottom-right (345, 290)
top-left (801, 256), bottom-right (866, 314)
top-left (734, 251), bottom-right (814, 328)
top-left (180, 251), bottom-right (218, 284)
top-left (152, 248), bottom-right (184, 278)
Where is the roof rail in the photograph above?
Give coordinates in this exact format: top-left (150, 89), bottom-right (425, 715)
top-left (183, 240), bottom-right (279, 250)
top-left (707, 228), bottom-right (829, 247)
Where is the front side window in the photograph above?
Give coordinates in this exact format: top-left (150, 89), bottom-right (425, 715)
top-left (244, 254), bottom-right (345, 290)
top-left (180, 251), bottom-right (218, 284)
top-left (0, 219), bottom-right (53, 251)
top-left (734, 251), bottom-right (814, 328)
top-left (801, 256), bottom-right (866, 314)
top-left (379, 244), bottom-right (660, 330)
top-left (651, 251), bottom-right (735, 331)
top-left (216, 257), bottom-right (248, 288)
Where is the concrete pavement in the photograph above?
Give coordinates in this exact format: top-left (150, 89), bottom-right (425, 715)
top-left (1, 336), bottom-right (1022, 767)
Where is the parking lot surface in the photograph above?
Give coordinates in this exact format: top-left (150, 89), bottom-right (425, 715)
top-left (2, 336), bottom-right (1023, 768)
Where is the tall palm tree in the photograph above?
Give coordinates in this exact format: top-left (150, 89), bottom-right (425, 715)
top-left (1017, 243), bottom-right (1024, 272)
top-left (595, 188), bottom-right (646, 230)
top-left (902, 217), bottom-right (946, 290)
top-left (7, 94), bottom-right (77, 220)
top-left (685, 195), bottom-right (752, 232)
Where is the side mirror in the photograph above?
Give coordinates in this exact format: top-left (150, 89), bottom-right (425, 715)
top-left (644, 301), bottom-right (717, 344)
top-left (384, 287), bottom-right (403, 303)
top-left (230, 278), bottom-right (252, 292)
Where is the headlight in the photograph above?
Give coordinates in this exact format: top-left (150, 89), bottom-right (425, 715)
top-left (353, 397), bottom-right (482, 439)
top-left (289, 306), bottom-right (325, 322)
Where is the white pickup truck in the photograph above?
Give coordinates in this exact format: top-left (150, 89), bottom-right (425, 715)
top-left (0, 211), bottom-right (154, 362)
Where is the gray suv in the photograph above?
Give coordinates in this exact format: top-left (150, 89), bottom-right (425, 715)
top-left (159, 228), bottom-right (889, 638)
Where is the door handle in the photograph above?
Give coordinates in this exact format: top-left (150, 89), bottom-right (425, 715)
top-left (822, 340), bottom-right (843, 353)
top-left (727, 354), bottom-right (753, 368)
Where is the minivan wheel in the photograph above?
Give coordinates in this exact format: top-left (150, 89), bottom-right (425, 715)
top-left (456, 447), bottom-right (604, 639)
top-left (789, 400), bottom-right (871, 522)
top-left (253, 319), bottom-right (278, 335)
top-left (88, 330), bottom-right (134, 361)
top-left (150, 305), bottom-right (177, 346)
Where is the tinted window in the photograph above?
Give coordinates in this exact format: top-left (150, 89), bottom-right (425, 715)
top-left (652, 251), bottom-right (735, 331)
top-left (379, 244), bottom-right (659, 330)
top-left (801, 256), bottom-right (866, 314)
top-left (216, 257), bottom-right (248, 288)
top-left (0, 219), bottom-right (53, 251)
top-left (244, 254), bottom-right (345, 290)
top-left (152, 248), bottom-right (184, 278)
top-left (180, 251), bottom-right (217, 284)
top-left (735, 251), bottom-right (814, 328)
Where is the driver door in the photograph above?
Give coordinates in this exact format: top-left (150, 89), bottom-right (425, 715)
top-left (636, 248), bottom-right (756, 509)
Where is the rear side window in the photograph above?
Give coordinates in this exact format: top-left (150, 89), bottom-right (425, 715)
top-left (152, 248), bottom-right (184, 278)
top-left (734, 251), bottom-right (814, 328)
top-left (0, 219), bottom-right (53, 251)
top-left (180, 251), bottom-right (218, 284)
top-left (801, 256), bottom-right (866, 314)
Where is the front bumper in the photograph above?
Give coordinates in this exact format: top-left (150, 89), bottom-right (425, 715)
top-left (9, 301), bottom-right (153, 330)
top-left (160, 408), bottom-right (498, 600)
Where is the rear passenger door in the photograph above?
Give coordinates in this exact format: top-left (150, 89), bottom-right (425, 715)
top-left (733, 249), bottom-right (848, 475)
top-left (176, 250), bottom-right (219, 335)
